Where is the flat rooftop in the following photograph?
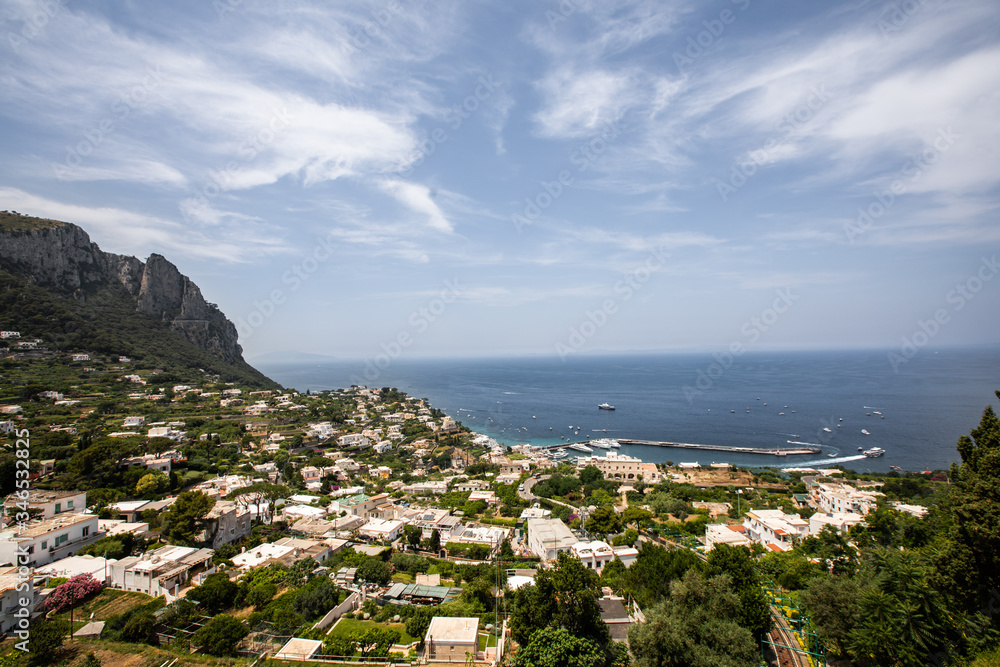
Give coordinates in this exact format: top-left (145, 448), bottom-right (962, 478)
top-left (426, 616), bottom-right (479, 644)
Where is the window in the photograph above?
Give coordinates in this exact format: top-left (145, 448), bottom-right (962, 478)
top-left (41, 540), bottom-right (47, 549)
top-left (67, 500), bottom-right (74, 508)
top-left (55, 503), bottom-right (61, 513)
top-left (82, 527), bottom-right (89, 537)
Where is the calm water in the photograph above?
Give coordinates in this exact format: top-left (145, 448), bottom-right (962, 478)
top-left (257, 348), bottom-right (1000, 473)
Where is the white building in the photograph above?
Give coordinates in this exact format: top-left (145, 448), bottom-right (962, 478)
top-left (3, 490), bottom-right (86, 522)
top-left (575, 452), bottom-right (663, 483)
top-left (37, 554), bottom-right (114, 584)
top-left (742, 510), bottom-right (810, 552)
top-left (424, 617), bottom-right (479, 662)
top-left (570, 540), bottom-right (639, 574)
top-left (526, 518), bottom-right (577, 561)
top-left (809, 511), bottom-right (864, 536)
top-left (110, 545), bottom-right (214, 599)
top-left (0, 565), bottom-right (34, 635)
top-left (891, 502), bottom-right (928, 518)
top-left (0, 513), bottom-right (102, 568)
top-left (705, 524), bottom-right (752, 551)
top-left (813, 482), bottom-right (882, 516)
top-left (358, 518), bottom-right (405, 542)
top-left (338, 433), bottom-right (371, 448)
top-left (230, 538), bottom-right (331, 571)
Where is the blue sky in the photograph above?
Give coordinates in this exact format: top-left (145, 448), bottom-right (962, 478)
top-left (1, 0), bottom-right (998, 361)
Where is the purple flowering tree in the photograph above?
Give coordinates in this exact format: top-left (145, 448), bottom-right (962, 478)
top-left (45, 573), bottom-right (103, 613)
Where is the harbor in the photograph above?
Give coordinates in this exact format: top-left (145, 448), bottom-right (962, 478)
top-left (537, 439), bottom-right (822, 456)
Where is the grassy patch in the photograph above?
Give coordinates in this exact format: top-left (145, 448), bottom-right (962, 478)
top-left (52, 589), bottom-right (154, 627)
top-left (330, 617), bottom-right (420, 645)
top-left (391, 572), bottom-right (415, 584)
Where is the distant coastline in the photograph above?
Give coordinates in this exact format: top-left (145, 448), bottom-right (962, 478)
top-left (257, 347), bottom-right (1000, 474)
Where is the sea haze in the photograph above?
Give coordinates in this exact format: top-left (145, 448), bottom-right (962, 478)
top-left (257, 348), bottom-right (1000, 473)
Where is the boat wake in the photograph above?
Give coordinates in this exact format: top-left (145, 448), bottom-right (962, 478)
top-left (789, 454), bottom-right (867, 467)
top-left (787, 440), bottom-right (823, 447)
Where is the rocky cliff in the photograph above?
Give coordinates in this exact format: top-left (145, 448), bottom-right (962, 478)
top-left (0, 214), bottom-right (245, 366)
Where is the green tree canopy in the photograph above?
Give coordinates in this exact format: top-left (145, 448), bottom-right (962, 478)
top-left (158, 490), bottom-right (216, 545)
top-left (705, 544), bottom-right (771, 640)
top-left (192, 614), bottom-right (249, 657)
top-left (510, 551), bottom-right (608, 649)
top-left (190, 572), bottom-right (238, 612)
top-left (514, 625), bottom-right (606, 667)
top-left (585, 506), bottom-right (622, 536)
top-left (628, 570), bottom-right (758, 667)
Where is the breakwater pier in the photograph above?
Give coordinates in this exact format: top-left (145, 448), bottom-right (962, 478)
top-left (540, 439), bottom-right (822, 456)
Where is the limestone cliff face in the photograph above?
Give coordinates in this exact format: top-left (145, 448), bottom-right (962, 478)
top-left (0, 222), bottom-right (245, 365)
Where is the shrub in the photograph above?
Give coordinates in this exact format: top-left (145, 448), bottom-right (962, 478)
top-left (44, 573), bottom-right (102, 613)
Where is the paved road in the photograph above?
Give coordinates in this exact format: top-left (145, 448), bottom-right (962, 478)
top-left (519, 475), bottom-right (542, 501)
top-left (518, 475), bottom-right (578, 511)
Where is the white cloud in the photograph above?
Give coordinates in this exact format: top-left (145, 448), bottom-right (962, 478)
top-left (0, 188), bottom-right (289, 262)
top-left (376, 179), bottom-right (453, 232)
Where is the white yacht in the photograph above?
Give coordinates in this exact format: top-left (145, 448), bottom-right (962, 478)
top-left (864, 447), bottom-right (885, 458)
top-left (590, 438), bottom-right (621, 449)
top-left (567, 443), bottom-right (593, 453)
top-left (598, 402), bottom-right (615, 410)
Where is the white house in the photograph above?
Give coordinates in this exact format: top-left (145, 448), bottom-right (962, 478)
top-left (424, 617), bottom-right (479, 662)
top-left (809, 511), bottom-right (864, 536)
top-left (526, 518), bottom-right (577, 561)
top-left (0, 566), bottom-right (33, 635)
top-left (110, 545), bottom-right (214, 599)
top-left (338, 433), bottom-right (370, 448)
top-left (571, 540), bottom-right (638, 574)
top-left (3, 490), bottom-right (86, 522)
top-left (742, 509), bottom-right (809, 552)
top-left (359, 518), bottom-right (404, 542)
top-left (705, 524), bottom-right (752, 551)
top-left (813, 482), bottom-right (882, 516)
top-left (0, 513), bottom-right (102, 568)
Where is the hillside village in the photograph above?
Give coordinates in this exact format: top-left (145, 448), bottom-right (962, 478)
top-left (0, 341), bottom-right (986, 667)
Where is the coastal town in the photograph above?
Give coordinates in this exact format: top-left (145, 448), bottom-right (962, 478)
top-left (0, 340), bottom-right (960, 667)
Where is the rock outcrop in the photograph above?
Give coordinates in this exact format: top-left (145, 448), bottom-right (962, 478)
top-left (0, 220), bottom-right (245, 365)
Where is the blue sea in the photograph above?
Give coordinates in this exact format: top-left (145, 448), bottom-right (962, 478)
top-left (256, 348), bottom-right (1000, 474)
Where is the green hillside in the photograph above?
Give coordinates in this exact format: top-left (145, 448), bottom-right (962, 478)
top-left (0, 269), bottom-right (278, 388)
top-left (0, 209), bottom-right (67, 231)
